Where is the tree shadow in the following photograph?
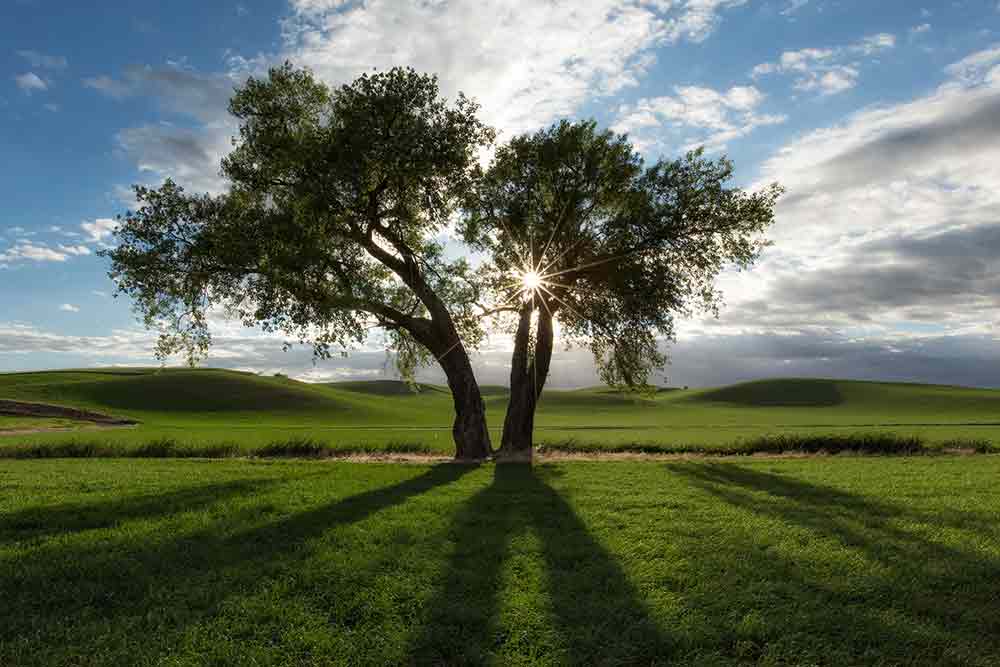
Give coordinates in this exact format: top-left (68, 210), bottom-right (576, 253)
top-left (409, 464), bottom-right (671, 665)
top-left (8, 460), bottom-right (999, 665)
top-left (1, 463), bottom-right (478, 665)
top-left (666, 462), bottom-right (1000, 665)
top-left (0, 477), bottom-right (297, 544)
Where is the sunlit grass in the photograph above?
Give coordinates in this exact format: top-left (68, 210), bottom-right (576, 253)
top-left (2, 457), bottom-right (999, 665)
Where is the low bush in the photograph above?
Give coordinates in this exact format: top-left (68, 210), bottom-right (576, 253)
top-left (537, 432), bottom-right (988, 457)
top-left (0, 432), bottom-right (992, 459)
top-left (253, 437), bottom-right (329, 458)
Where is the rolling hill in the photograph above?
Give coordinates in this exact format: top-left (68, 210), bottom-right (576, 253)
top-left (1, 369), bottom-right (998, 453)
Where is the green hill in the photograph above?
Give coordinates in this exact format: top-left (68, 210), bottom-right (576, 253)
top-left (692, 378), bottom-right (844, 407)
top-left (1, 369), bottom-right (359, 419)
top-left (681, 378), bottom-right (1000, 423)
top-left (326, 380), bottom-right (449, 396)
top-left (1, 370), bottom-right (998, 453)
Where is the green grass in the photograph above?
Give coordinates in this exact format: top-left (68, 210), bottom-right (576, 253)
top-left (1, 368), bottom-right (999, 455)
top-left (0, 415), bottom-right (77, 431)
top-left (2, 457), bottom-right (999, 665)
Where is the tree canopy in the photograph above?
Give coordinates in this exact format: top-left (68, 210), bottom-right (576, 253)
top-left (462, 120), bottom-right (782, 457)
top-left (105, 65), bottom-right (780, 462)
top-left (105, 64), bottom-right (497, 459)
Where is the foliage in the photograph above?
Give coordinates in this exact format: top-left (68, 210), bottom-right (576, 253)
top-left (463, 120), bottom-right (783, 391)
top-left (104, 64), bottom-right (494, 381)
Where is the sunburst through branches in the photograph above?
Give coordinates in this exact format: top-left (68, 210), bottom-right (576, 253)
top-left (518, 269), bottom-right (543, 297)
top-left (498, 235), bottom-right (630, 312)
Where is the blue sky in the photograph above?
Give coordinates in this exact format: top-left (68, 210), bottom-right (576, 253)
top-left (3, 0), bottom-right (1000, 387)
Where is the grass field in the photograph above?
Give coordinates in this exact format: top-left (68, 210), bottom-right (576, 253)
top-left (2, 457), bottom-right (998, 665)
top-left (1, 368), bottom-right (998, 455)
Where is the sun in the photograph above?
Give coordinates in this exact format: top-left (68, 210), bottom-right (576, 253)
top-left (521, 270), bottom-right (542, 292)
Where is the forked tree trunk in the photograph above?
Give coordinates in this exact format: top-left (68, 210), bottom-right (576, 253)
top-left (394, 262), bottom-right (493, 461)
top-left (437, 339), bottom-right (492, 460)
top-left (496, 301), bottom-right (553, 463)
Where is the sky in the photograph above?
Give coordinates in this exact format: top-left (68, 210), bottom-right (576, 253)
top-left (2, 0), bottom-right (1000, 388)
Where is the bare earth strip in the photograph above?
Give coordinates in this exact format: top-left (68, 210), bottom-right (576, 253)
top-left (157, 450), bottom-right (985, 463)
top-left (0, 424), bottom-right (138, 437)
top-left (0, 400), bottom-right (137, 426)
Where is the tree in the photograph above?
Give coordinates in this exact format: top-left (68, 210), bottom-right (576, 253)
top-left (462, 120), bottom-right (782, 461)
top-left (104, 64), bottom-right (498, 460)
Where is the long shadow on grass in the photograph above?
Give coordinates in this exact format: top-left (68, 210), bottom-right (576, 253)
top-left (668, 463), bottom-right (1000, 665)
top-left (0, 478), bottom-right (285, 544)
top-left (0, 463), bottom-right (477, 665)
top-left (410, 464), bottom-right (671, 664)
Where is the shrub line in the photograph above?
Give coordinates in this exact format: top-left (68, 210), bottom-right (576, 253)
top-left (0, 433), bottom-right (993, 460)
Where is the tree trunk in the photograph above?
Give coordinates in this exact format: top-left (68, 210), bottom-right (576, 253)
top-left (497, 300), bottom-right (554, 463)
top-left (388, 263), bottom-right (492, 461)
top-left (437, 339), bottom-right (492, 461)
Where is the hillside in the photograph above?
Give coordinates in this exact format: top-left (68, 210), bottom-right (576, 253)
top-left (1, 370), bottom-right (998, 452)
top-left (0, 369), bottom-right (447, 427)
top-left (679, 378), bottom-right (1000, 423)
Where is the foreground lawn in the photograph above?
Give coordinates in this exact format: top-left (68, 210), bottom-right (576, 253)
top-left (2, 457), bottom-right (999, 665)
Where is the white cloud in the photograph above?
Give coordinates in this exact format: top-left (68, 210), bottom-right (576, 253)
top-left (852, 32), bottom-right (896, 55)
top-left (111, 184), bottom-right (142, 212)
top-left (3, 316), bottom-right (998, 389)
top-left (659, 0), bottom-right (749, 43)
top-left (58, 304), bottom-right (80, 313)
top-left (16, 50), bottom-right (67, 70)
top-left (282, 0), bottom-right (747, 138)
top-left (116, 125), bottom-right (232, 195)
top-left (705, 44), bottom-right (1000, 342)
top-left (945, 44), bottom-right (1000, 83)
top-left (14, 72), bottom-right (47, 94)
top-left (80, 218), bottom-right (118, 243)
top-left (0, 228), bottom-right (104, 267)
top-left (0, 241), bottom-right (70, 263)
top-left (793, 65), bottom-right (859, 95)
top-left (82, 75), bottom-right (133, 99)
top-left (57, 244), bottom-right (91, 256)
top-left (613, 84), bottom-right (785, 152)
top-left (751, 32), bottom-right (896, 95)
top-left (84, 65), bottom-right (236, 124)
top-left (0, 319), bottom-right (397, 382)
top-left (780, 0), bottom-right (809, 16)
top-left (86, 66), bottom-right (247, 195)
top-left (93, 1), bottom-right (749, 199)
top-left (910, 23), bottom-right (931, 37)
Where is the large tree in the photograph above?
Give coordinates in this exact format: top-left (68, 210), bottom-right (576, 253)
top-left (462, 120), bottom-right (782, 461)
top-left (105, 64), bottom-right (497, 460)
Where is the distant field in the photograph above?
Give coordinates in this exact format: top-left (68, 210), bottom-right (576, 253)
top-left (2, 457), bottom-right (998, 665)
top-left (1, 368), bottom-right (999, 455)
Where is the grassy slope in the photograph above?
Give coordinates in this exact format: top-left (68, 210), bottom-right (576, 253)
top-left (1, 369), bottom-right (999, 452)
top-left (1, 457), bottom-right (998, 665)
